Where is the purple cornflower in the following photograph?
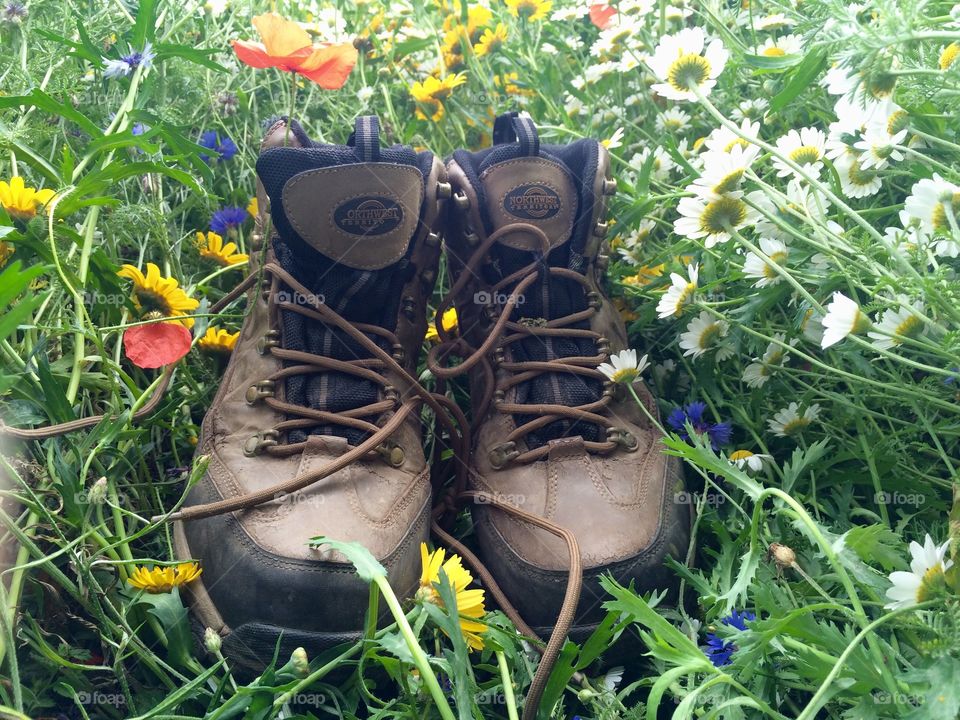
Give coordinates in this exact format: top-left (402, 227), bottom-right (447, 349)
top-left (667, 401), bottom-right (732, 450)
top-left (2, 1), bottom-right (28, 24)
top-left (103, 43), bottom-right (155, 79)
top-left (198, 130), bottom-right (239, 163)
top-left (703, 609), bottom-right (755, 667)
top-left (210, 206), bottom-right (248, 235)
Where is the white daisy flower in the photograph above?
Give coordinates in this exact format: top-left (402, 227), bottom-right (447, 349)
top-left (619, 219), bottom-right (656, 250)
top-left (704, 119), bottom-right (761, 154)
top-left (853, 128), bottom-right (907, 170)
top-left (728, 449), bottom-right (773, 472)
top-left (597, 349), bottom-right (650, 384)
top-left (747, 179), bottom-right (831, 240)
top-left (772, 127), bottom-right (828, 178)
top-left (755, 34), bottom-right (803, 57)
top-left (835, 152), bottom-right (883, 199)
top-left (742, 334), bottom-right (792, 388)
top-left (356, 86), bottom-right (375, 105)
top-left (603, 127), bottom-right (626, 150)
top-left (903, 174), bottom-right (960, 236)
top-left (768, 402), bottom-right (821, 437)
top-left (664, 4), bottom-right (693, 21)
top-left (867, 297), bottom-right (927, 350)
top-left (656, 108), bottom-right (692, 133)
top-left (753, 13), bottom-right (793, 31)
top-left (822, 66), bottom-right (859, 96)
top-left (629, 146), bottom-right (676, 182)
top-left (742, 238), bottom-right (789, 288)
top-left (564, 94), bottom-right (586, 117)
top-left (801, 308), bottom-right (825, 345)
top-left (679, 311), bottom-right (729, 360)
top-left (691, 145), bottom-right (760, 199)
top-left (647, 27), bottom-right (729, 101)
top-left (821, 292), bottom-right (870, 349)
top-left (674, 193), bottom-right (755, 247)
top-left (602, 666), bottom-right (625, 692)
top-left (885, 535), bottom-right (954, 610)
top-left (731, 98), bottom-right (769, 122)
top-left (656, 263), bottom-right (698, 318)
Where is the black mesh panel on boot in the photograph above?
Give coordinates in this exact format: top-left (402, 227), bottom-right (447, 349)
top-left (256, 123), bottom-right (429, 446)
top-left (454, 139), bottom-right (604, 447)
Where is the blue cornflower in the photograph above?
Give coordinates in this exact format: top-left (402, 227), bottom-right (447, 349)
top-left (703, 609), bottom-right (755, 667)
top-left (132, 123), bottom-right (149, 136)
top-left (667, 401), bottom-right (732, 449)
top-left (103, 43), bottom-right (155, 79)
top-left (210, 207), bottom-right (248, 235)
top-left (198, 131), bottom-right (239, 163)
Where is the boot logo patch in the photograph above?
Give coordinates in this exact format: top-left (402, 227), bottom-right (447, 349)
top-left (504, 184), bottom-right (562, 220)
top-left (333, 196), bottom-right (403, 236)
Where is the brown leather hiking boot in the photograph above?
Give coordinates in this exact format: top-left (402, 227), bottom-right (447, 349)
top-left (435, 113), bottom-right (690, 638)
top-left (172, 116), bottom-right (448, 668)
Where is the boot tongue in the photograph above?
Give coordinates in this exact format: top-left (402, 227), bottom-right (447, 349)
top-left (255, 120), bottom-right (427, 445)
top-left (478, 156), bottom-right (579, 253)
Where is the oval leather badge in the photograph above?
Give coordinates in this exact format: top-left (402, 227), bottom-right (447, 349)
top-left (333, 196), bottom-right (403, 236)
top-left (503, 184), bottom-right (562, 220)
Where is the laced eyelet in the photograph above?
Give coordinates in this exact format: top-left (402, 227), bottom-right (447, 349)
top-left (493, 347), bottom-right (506, 364)
top-left (436, 181), bottom-right (452, 200)
top-left (489, 441), bottom-right (520, 469)
top-left (383, 385), bottom-right (400, 404)
top-left (493, 389), bottom-right (506, 406)
top-left (374, 440), bottom-right (405, 467)
top-left (602, 381), bottom-right (616, 398)
top-left (602, 178), bottom-right (618, 195)
top-left (586, 291), bottom-right (602, 310)
top-left (243, 430), bottom-right (279, 456)
top-left (607, 427), bottom-right (638, 452)
top-left (391, 344), bottom-right (405, 364)
top-left (593, 221), bottom-right (609, 238)
top-left (257, 330), bottom-right (280, 355)
top-left (464, 231), bottom-right (480, 246)
top-left (596, 336), bottom-right (611, 356)
top-left (245, 380), bottom-right (275, 404)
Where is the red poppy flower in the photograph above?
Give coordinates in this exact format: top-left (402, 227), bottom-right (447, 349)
top-left (123, 322), bottom-right (192, 369)
top-left (589, 3), bottom-right (617, 29)
top-left (232, 13), bottom-right (358, 89)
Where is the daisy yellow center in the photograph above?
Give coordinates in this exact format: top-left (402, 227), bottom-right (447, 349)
top-left (788, 145), bottom-right (821, 165)
top-left (729, 449), bottom-right (754, 461)
top-left (766, 348), bottom-right (785, 365)
top-left (711, 168), bottom-right (745, 195)
top-left (763, 251), bottom-right (788, 279)
top-left (762, 47), bottom-right (786, 57)
top-left (887, 110), bottom-right (909, 135)
top-left (724, 138), bottom-right (749, 152)
top-left (847, 158), bottom-right (879, 186)
top-left (676, 282), bottom-right (696, 308)
top-left (697, 323), bottom-right (723, 349)
top-left (667, 53), bottom-right (711, 92)
top-left (699, 196), bottom-right (748, 235)
top-left (781, 416), bottom-right (811, 435)
top-left (611, 367), bottom-right (640, 383)
top-left (138, 289), bottom-right (176, 316)
top-left (931, 193), bottom-right (960, 232)
top-left (940, 43), bottom-right (960, 70)
top-left (867, 72), bottom-right (896, 98)
top-left (664, 118), bottom-right (684, 130)
top-left (916, 564), bottom-right (946, 603)
top-left (893, 313), bottom-right (922, 342)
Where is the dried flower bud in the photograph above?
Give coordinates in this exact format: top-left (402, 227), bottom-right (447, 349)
top-left (769, 542), bottom-right (797, 569)
top-left (88, 477), bottom-right (108, 505)
top-left (291, 647), bottom-right (309, 677)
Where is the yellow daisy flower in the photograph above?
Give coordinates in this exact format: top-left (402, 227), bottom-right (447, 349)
top-left (940, 42), bottom-right (960, 71)
top-left (475, 23), bottom-right (508, 56)
top-left (622, 263), bottom-right (666, 287)
top-left (425, 307), bottom-right (458, 343)
top-left (195, 231), bottom-right (249, 267)
top-left (410, 73), bottom-right (467, 122)
top-left (505, 0), bottom-right (552, 22)
top-left (117, 262), bottom-right (200, 327)
top-left (198, 326), bottom-right (240, 354)
top-left (0, 176), bottom-right (56, 220)
top-left (0, 242), bottom-right (13, 268)
top-left (246, 196), bottom-right (258, 218)
top-left (417, 543), bottom-right (486, 650)
top-left (128, 562), bottom-right (202, 594)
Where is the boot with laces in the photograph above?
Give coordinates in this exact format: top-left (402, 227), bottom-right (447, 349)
top-left (172, 116), bottom-right (449, 668)
top-left (434, 112), bottom-right (690, 639)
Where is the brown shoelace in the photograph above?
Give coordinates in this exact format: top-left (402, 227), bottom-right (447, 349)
top-left (426, 223), bottom-right (632, 465)
top-left (0, 252), bottom-right (586, 718)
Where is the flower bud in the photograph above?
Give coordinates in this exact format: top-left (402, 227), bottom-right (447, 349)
top-left (291, 647), bottom-right (309, 677)
top-left (88, 477), bottom-right (108, 505)
top-left (769, 542), bottom-right (797, 569)
top-left (203, 627), bottom-right (222, 654)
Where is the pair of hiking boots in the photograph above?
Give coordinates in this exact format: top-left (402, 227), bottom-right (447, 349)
top-left (172, 112), bottom-right (689, 668)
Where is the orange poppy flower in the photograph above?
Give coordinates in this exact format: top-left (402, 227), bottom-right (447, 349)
top-left (232, 13), bottom-right (358, 89)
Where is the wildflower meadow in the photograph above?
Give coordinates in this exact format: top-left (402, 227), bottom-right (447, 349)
top-left (1, 0), bottom-right (960, 718)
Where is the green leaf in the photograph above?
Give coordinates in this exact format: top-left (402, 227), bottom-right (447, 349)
top-left (903, 658), bottom-right (960, 720)
top-left (743, 53), bottom-right (803, 70)
top-left (136, 589), bottom-right (194, 669)
top-left (781, 439), bottom-right (830, 494)
top-left (376, 630), bottom-right (415, 664)
top-left (769, 47), bottom-right (828, 113)
top-left (0, 89), bottom-right (103, 138)
top-left (154, 43), bottom-right (229, 73)
top-left (534, 639), bottom-right (579, 720)
top-left (844, 524), bottom-right (908, 572)
top-left (307, 536), bottom-right (386, 582)
top-left (132, 0), bottom-right (157, 47)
